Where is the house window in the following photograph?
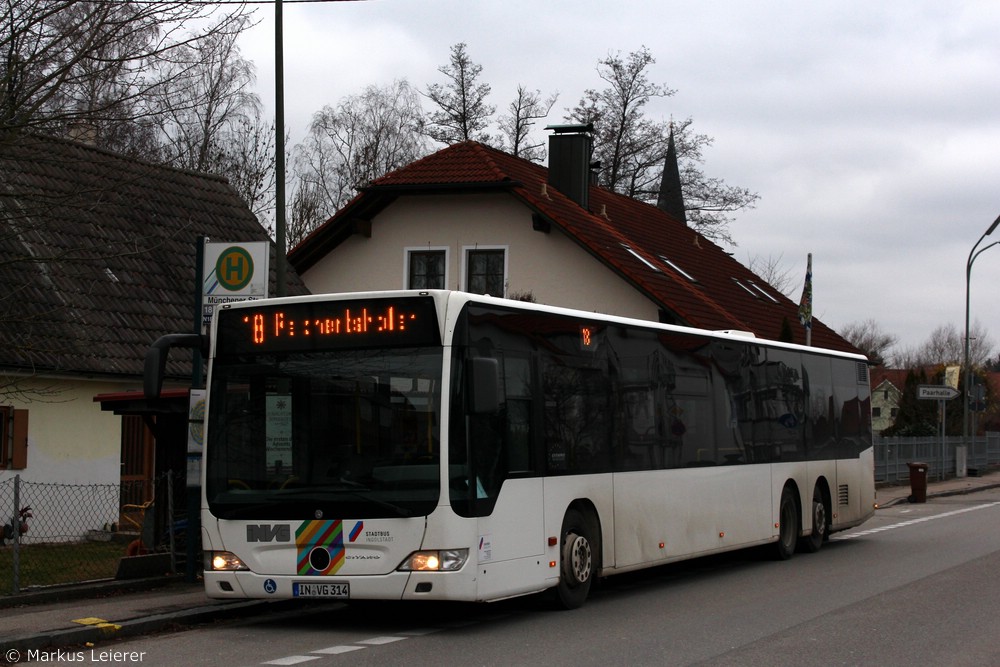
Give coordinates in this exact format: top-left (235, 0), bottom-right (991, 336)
top-left (890, 408), bottom-right (898, 418)
top-left (872, 407), bottom-right (881, 418)
top-left (1, 406), bottom-right (28, 470)
top-left (407, 249), bottom-right (447, 289)
top-left (464, 248), bottom-right (507, 297)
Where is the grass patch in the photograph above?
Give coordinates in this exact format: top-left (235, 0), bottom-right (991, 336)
top-left (0, 539), bottom-right (129, 593)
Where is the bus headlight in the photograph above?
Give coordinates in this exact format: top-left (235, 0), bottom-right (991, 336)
top-left (398, 549), bottom-right (468, 572)
top-left (206, 551), bottom-right (249, 571)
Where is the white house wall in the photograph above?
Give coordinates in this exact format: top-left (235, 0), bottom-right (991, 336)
top-left (1, 377), bottom-right (129, 485)
top-left (1, 378), bottom-right (132, 541)
top-left (302, 193), bottom-right (659, 320)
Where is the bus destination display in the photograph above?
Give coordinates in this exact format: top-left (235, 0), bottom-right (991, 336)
top-left (217, 297), bottom-right (441, 353)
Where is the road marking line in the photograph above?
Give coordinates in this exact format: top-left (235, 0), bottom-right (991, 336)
top-left (262, 656), bottom-right (322, 665)
top-left (834, 502), bottom-right (1000, 540)
top-left (356, 636), bottom-right (407, 645)
top-left (311, 646), bottom-right (366, 655)
top-left (265, 629), bottom-right (434, 663)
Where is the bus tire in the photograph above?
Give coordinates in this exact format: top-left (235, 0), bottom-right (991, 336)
top-left (775, 486), bottom-right (798, 560)
top-left (801, 486), bottom-right (827, 553)
top-left (554, 508), bottom-right (598, 609)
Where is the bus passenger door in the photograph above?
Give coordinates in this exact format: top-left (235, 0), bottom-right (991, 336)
top-left (469, 354), bottom-right (547, 600)
top-left (475, 478), bottom-right (545, 600)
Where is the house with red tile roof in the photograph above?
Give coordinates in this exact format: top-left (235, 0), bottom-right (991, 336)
top-left (289, 126), bottom-right (859, 356)
top-left (0, 134), bottom-right (305, 541)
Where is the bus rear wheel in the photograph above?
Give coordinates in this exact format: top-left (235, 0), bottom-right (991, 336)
top-left (801, 487), bottom-right (827, 553)
top-left (554, 508), bottom-right (598, 609)
top-left (774, 486), bottom-right (799, 560)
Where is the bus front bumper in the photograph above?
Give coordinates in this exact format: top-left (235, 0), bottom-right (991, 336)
top-left (203, 569), bottom-right (479, 602)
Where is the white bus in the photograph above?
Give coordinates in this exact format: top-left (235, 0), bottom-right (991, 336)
top-left (146, 290), bottom-right (875, 608)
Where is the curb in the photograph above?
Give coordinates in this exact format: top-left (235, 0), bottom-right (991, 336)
top-left (2, 598), bottom-right (296, 660)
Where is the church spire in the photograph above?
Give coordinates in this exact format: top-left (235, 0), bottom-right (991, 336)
top-left (656, 125), bottom-right (687, 225)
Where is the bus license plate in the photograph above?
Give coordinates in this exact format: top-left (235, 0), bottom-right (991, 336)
top-left (293, 582), bottom-right (350, 598)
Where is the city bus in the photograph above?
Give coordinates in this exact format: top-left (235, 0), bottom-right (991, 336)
top-left (145, 290), bottom-right (875, 608)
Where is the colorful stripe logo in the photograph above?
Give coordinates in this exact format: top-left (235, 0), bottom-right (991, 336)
top-left (349, 521), bottom-right (364, 543)
top-left (295, 520), bottom-right (344, 575)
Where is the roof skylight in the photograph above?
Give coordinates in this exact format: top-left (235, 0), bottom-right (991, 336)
top-left (658, 255), bottom-right (697, 282)
top-left (621, 244), bottom-right (660, 272)
top-left (732, 278), bottom-right (757, 298)
top-left (746, 280), bottom-right (779, 303)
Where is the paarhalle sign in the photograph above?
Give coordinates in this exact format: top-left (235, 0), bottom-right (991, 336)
top-left (917, 385), bottom-right (961, 401)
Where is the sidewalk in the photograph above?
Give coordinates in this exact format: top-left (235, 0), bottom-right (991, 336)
top-left (3, 469), bottom-right (1000, 659)
top-left (0, 578), bottom-right (298, 660)
top-left (875, 467), bottom-right (1000, 507)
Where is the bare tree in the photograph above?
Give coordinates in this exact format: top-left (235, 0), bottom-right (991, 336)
top-left (840, 319), bottom-right (899, 366)
top-left (1, 2), bottom-right (256, 401)
top-left (498, 85), bottom-right (557, 162)
top-left (1, 0), bottom-right (251, 153)
top-left (213, 113), bottom-right (276, 229)
top-left (422, 43), bottom-right (495, 145)
top-left (673, 118), bottom-right (758, 247)
top-left (893, 321), bottom-right (994, 369)
top-left (567, 47), bottom-right (674, 194)
top-left (294, 79), bottom-right (427, 229)
top-left (153, 13), bottom-right (260, 172)
top-left (566, 48), bottom-right (757, 246)
top-left (143, 13), bottom-right (274, 226)
top-left (287, 179), bottom-right (326, 249)
top-left (747, 253), bottom-right (795, 297)
top-left (925, 322), bottom-right (993, 368)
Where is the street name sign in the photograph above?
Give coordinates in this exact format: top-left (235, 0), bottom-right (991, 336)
top-left (917, 385), bottom-right (960, 401)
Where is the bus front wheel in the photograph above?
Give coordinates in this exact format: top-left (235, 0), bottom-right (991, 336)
top-left (775, 486), bottom-right (799, 560)
top-left (555, 508), bottom-right (598, 609)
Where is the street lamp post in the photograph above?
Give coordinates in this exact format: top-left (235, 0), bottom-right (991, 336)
top-left (963, 214), bottom-right (1000, 448)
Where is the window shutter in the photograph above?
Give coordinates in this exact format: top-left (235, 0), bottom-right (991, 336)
top-left (12, 409), bottom-right (28, 469)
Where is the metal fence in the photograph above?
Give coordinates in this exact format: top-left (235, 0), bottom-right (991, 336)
top-left (0, 471), bottom-right (186, 595)
top-left (874, 432), bottom-right (1000, 484)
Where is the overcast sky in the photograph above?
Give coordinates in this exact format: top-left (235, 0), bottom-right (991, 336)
top-left (238, 0), bottom-right (1000, 359)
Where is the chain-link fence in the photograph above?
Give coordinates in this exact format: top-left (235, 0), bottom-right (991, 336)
top-left (0, 471), bottom-right (187, 595)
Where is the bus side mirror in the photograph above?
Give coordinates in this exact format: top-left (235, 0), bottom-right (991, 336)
top-left (144, 333), bottom-right (207, 399)
top-left (468, 357), bottom-right (500, 414)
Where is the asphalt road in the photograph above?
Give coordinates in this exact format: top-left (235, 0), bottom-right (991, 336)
top-left (66, 488), bottom-right (1000, 667)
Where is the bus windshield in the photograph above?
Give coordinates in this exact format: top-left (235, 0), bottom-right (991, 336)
top-left (205, 347), bottom-right (443, 520)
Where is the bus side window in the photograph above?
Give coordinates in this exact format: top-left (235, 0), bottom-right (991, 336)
top-left (543, 362), bottom-right (611, 474)
top-left (503, 355), bottom-right (534, 475)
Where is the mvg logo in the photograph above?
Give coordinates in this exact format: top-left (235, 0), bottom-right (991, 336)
top-left (246, 524), bottom-right (291, 543)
